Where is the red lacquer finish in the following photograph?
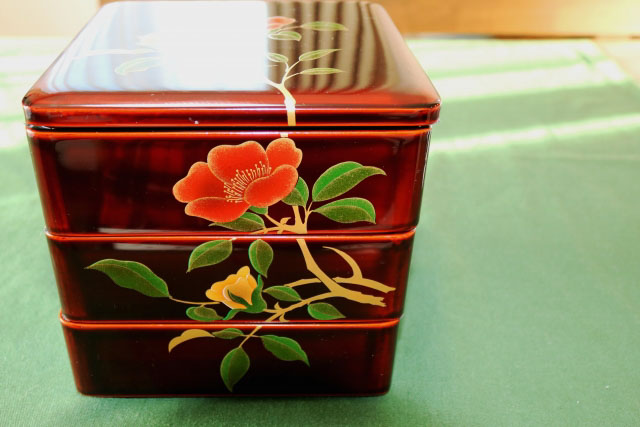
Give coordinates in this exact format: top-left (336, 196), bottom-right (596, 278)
top-left (61, 315), bottom-right (399, 396)
top-left (24, 0), bottom-right (439, 396)
top-left (48, 231), bottom-right (414, 321)
top-left (23, 2), bottom-right (439, 128)
top-left (28, 129), bottom-right (429, 234)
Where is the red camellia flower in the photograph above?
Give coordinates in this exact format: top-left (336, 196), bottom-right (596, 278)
top-left (173, 138), bottom-right (302, 223)
top-left (267, 16), bottom-right (296, 31)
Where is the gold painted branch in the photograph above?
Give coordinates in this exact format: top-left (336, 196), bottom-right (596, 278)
top-left (264, 212), bottom-right (306, 234)
top-left (295, 238), bottom-right (386, 307)
top-left (250, 206), bottom-right (390, 305)
top-left (264, 79), bottom-right (297, 126)
top-left (169, 292), bottom-right (336, 352)
top-left (282, 275), bottom-right (393, 293)
top-left (264, 292), bottom-right (334, 316)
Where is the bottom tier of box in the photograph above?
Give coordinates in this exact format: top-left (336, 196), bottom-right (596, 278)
top-left (60, 314), bottom-right (400, 396)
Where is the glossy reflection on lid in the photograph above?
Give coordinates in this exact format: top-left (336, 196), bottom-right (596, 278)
top-left (23, 1), bottom-right (440, 128)
top-left (50, 2), bottom-right (271, 93)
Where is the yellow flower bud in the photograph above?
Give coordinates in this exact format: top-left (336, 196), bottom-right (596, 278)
top-left (206, 266), bottom-right (257, 310)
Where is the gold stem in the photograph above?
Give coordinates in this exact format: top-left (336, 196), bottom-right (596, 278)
top-left (251, 226), bottom-right (282, 235)
top-left (264, 213), bottom-right (282, 227)
top-left (251, 206), bottom-right (387, 303)
top-left (264, 79), bottom-right (296, 126)
top-left (282, 61), bottom-right (300, 84)
top-left (273, 292), bottom-right (334, 315)
top-left (239, 292), bottom-right (334, 346)
top-left (239, 325), bottom-right (263, 347)
top-left (304, 203), bottom-right (313, 224)
top-left (292, 205), bottom-right (303, 228)
top-left (295, 238), bottom-right (386, 307)
top-left (281, 85), bottom-right (297, 126)
top-left (283, 276), bottom-right (394, 293)
top-left (263, 212), bottom-right (305, 234)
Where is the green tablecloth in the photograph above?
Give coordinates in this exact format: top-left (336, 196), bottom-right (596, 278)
top-left (1, 38), bottom-right (639, 426)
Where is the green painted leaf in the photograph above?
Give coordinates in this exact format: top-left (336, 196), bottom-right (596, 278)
top-left (282, 177), bottom-right (309, 206)
top-left (186, 306), bottom-right (222, 322)
top-left (168, 329), bottom-right (212, 352)
top-left (114, 56), bottom-right (161, 75)
top-left (307, 302), bottom-right (345, 320)
top-left (282, 190), bottom-right (304, 206)
top-left (300, 68), bottom-right (342, 75)
top-left (249, 206), bottom-right (268, 215)
top-left (227, 291), bottom-right (251, 309)
top-left (220, 347), bottom-right (250, 392)
top-left (300, 21), bottom-right (348, 31)
top-left (266, 52), bottom-right (288, 63)
top-left (212, 328), bottom-right (244, 339)
top-left (213, 212), bottom-right (265, 232)
top-left (187, 240), bottom-right (232, 272)
top-left (250, 276), bottom-right (268, 313)
top-left (264, 286), bottom-right (302, 302)
top-left (87, 259), bottom-right (169, 297)
top-left (314, 162), bottom-right (360, 193)
top-left (260, 335), bottom-right (309, 366)
top-left (298, 48), bottom-right (340, 61)
top-left (312, 162), bottom-right (386, 202)
top-left (248, 240), bottom-right (273, 277)
top-left (224, 309), bottom-right (240, 321)
top-left (269, 31), bottom-right (302, 41)
top-left (314, 197), bottom-right (376, 223)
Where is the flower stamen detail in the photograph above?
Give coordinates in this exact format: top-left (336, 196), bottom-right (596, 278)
top-left (224, 161), bottom-right (271, 202)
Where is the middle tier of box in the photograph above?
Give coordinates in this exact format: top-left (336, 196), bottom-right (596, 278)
top-left (48, 231), bottom-right (415, 322)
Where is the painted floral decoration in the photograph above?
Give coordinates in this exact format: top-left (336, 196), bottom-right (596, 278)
top-left (81, 15), bottom-right (347, 127)
top-left (89, 136), bottom-right (393, 391)
top-left (86, 16), bottom-right (397, 393)
top-left (206, 266), bottom-right (258, 310)
top-left (173, 138), bottom-right (302, 223)
top-left (267, 16), bottom-right (296, 31)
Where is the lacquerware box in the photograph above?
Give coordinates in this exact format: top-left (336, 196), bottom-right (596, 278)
top-left (24, 0), bottom-right (440, 395)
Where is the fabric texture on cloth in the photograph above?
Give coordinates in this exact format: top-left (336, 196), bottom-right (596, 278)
top-left (1, 38), bottom-right (639, 426)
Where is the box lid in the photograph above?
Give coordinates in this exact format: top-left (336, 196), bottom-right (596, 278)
top-left (23, 1), bottom-right (440, 129)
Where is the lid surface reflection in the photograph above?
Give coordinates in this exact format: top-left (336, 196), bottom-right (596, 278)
top-left (24, 1), bottom-right (440, 128)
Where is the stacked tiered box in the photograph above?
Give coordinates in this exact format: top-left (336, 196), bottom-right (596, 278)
top-left (24, 0), bottom-right (439, 395)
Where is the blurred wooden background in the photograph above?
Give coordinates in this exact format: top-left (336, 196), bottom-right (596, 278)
top-left (99, 0), bottom-right (640, 37)
top-left (2, 0), bottom-right (639, 80)
top-left (375, 0), bottom-right (640, 37)
top-left (3, 0), bottom-right (639, 37)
